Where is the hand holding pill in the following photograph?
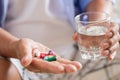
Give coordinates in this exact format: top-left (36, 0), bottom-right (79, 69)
top-left (26, 48), bottom-right (82, 73)
top-left (13, 38), bottom-right (82, 74)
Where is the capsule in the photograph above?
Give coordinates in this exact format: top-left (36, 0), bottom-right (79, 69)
top-left (44, 55), bottom-right (57, 61)
top-left (35, 51), bottom-right (41, 57)
top-left (48, 50), bottom-right (55, 55)
top-left (39, 53), bottom-right (47, 59)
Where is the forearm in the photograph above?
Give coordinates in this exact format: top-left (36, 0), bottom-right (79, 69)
top-left (86, 0), bottom-right (113, 15)
top-left (0, 28), bottom-right (19, 58)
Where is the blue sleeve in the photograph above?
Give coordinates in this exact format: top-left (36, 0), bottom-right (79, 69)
top-left (0, 0), bottom-right (8, 27)
top-left (0, 0), bottom-right (4, 27)
top-left (79, 0), bottom-right (92, 12)
top-left (74, 0), bottom-right (92, 15)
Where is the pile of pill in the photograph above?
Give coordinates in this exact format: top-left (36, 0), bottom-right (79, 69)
top-left (35, 50), bottom-right (57, 62)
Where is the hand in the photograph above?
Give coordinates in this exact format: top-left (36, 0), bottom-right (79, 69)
top-left (72, 22), bottom-right (120, 61)
top-left (12, 38), bottom-right (82, 73)
top-left (101, 22), bottom-right (120, 60)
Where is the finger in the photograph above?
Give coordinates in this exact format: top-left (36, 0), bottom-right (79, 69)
top-left (49, 61), bottom-right (78, 73)
top-left (57, 58), bottom-right (82, 70)
top-left (101, 42), bottom-right (110, 50)
top-left (21, 47), bottom-right (33, 67)
top-left (52, 61), bottom-right (77, 73)
top-left (105, 31), bottom-right (113, 38)
top-left (101, 50), bottom-right (109, 56)
top-left (32, 48), bottom-right (41, 57)
top-left (105, 22), bottom-right (119, 38)
top-left (109, 42), bottom-right (119, 54)
top-left (27, 61), bottom-right (62, 73)
top-left (71, 61), bottom-right (82, 70)
top-left (31, 58), bottom-right (65, 73)
top-left (63, 64), bottom-right (78, 73)
top-left (108, 51), bottom-right (117, 61)
top-left (109, 22), bottom-right (119, 34)
top-left (72, 32), bottom-right (78, 41)
top-left (101, 42), bottom-right (119, 56)
top-left (108, 32), bottom-right (120, 46)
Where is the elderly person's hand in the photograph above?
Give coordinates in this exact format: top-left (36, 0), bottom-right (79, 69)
top-left (101, 22), bottom-right (120, 60)
top-left (12, 38), bottom-right (82, 73)
top-left (73, 22), bottom-right (120, 61)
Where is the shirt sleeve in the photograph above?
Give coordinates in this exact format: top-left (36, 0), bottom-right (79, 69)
top-left (79, 0), bottom-right (92, 12)
top-left (74, 0), bottom-right (92, 15)
top-left (0, 0), bottom-right (8, 27)
top-left (0, 0), bottom-right (4, 27)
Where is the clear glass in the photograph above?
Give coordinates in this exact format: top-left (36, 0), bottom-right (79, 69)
top-left (75, 12), bottom-right (110, 60)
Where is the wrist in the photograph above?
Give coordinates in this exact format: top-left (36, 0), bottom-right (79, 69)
top-left (86, 0), bottom-right (112, 15)
top-left (8, 38), bottom-right (20, 58)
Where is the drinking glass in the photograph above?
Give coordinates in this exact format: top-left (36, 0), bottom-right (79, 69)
top-left (75, 12), bottom-right (110, 60)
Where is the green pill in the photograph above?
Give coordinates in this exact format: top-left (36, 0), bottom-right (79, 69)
top-left (44, 56), bottom-right (57, 61)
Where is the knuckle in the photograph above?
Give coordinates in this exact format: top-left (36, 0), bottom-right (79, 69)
top-left (109, 38), bottom-right (113, 46)
top-left (110, 43), bottom-right (119, 54)
top-left (109, 33), bottom-right (119, 46)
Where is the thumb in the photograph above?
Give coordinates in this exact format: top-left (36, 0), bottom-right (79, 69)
top-left (21, 48), bottom-right (33, 67)
top-left (72, 32), bottom-right (78, 41)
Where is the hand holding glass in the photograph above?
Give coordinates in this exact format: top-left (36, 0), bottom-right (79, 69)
top-left (75, 12), bottom-right (110, 60)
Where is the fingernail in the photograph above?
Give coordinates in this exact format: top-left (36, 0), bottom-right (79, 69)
top-left (21, 56), bottom-right (32, 67)
top-left (35, 50), bottom-right (41, 57)
top-left (21, 57), bottom-right (28, 67)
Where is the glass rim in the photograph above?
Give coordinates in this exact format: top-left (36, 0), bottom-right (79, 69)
top-left (75, 12), bottom-right (111, 24)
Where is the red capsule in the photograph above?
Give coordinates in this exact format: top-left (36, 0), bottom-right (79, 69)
top-left (39, 53), bottom-right (47, 59)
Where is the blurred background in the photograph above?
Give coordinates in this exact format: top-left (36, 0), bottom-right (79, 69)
top-left (112, 0), bottom-right (120, 24)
